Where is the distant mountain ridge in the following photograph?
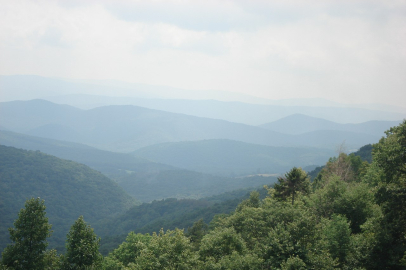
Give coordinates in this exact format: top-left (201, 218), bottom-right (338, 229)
top-left (43, 94), bottom-right (406, 125)
top-left (1, 75), bottom-right (406, 124)
top-left (0, 99), bottom-right (389, 152)
top-left (259, 114), bottom-right (402, 135)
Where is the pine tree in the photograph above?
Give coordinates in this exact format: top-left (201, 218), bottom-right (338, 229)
top-left (274, 167), bottom-right (310, 205)
top-left (1, 198), bottom-right (52, 270)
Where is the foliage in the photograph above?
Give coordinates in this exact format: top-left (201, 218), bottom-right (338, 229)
top-left (313, 151), bottom-right (369, 189)
top-left (43, 249), bottom-right (62, 270)
top-left (352, 144), bottom-right (373, 163)
top-left (199, 227), bottom-right (247, 261)
top-left (1, 198), bottom-right (52, 270)
top-left (274, 167), bottom-right (310, 204)
top-left (185, 219), bottom-right (208, 249)
top-left (322, 215), bottom-right (351, 266)
top-left (127, 229), bottom-right (199, 270)
top-left (308, 175), bottom-right (378, 233)
top-left (367, 119), bottom-right (406, 269)
top-left (104, 232), bottom-right (151, 269)
top-left (97, 187), bottom-right (270, 255)
top-left (64, 216), bottom-right (102, 269)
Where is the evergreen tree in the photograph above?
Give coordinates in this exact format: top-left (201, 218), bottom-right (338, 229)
top-left (274, 167), bottom-right (310, 205)
top-left (64, 216), bottom-right (102, 269)
top-left (1, 198), bottom-right (52, 270)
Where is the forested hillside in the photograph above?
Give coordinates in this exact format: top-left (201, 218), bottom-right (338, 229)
top-left (116, 170), bottom-right (276, 202)
top-left (100, 119), bottom-right (406, 269)
top-left (0, 145), bottom-right (136, 252)
top-left (132, 139), bottom-right (333, 176)
top-left (2, 120), bottom-right (405, 269)
top-left (0, 130), bottom-right (278, 201)
top-left (0, 130), bottom-right (176, 177)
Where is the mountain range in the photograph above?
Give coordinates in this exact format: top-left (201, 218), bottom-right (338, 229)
top-left (0, 131), bottom-right (276, 201)
top-left (0, 99), bottom-right (394, 152)
top-left (44, 95), bottom-right (406, 125)
top-left (259, 114), bottom-right (401, 135)
top-left (1, 75), bottom-right (406, 125)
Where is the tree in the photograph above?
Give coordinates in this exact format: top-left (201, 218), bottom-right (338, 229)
top-left (103, 232), bottom-right (151, 269)
top-left (186, 219), bottom-right (208, 249)
top-left (199, 227), bottom-right (247, 262)
top-left (130, 228), bottom-right (199, 270)
top-left (274, 167), bottom-right (310, 205)
top-left (64, 216), bottom-right (102, 269)
top-left (373, 119), bottom-right (406, 183)
top-left (323, 215), bottom-right (351, 267)
top-left (366, 119), bottom-right (406, 269)
top-left (1, 198), bottom-right (52, 270)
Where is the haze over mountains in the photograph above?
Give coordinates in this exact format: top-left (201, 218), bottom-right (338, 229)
top-left (259, 114), bottom-right (401, 135)
top-left (0, 99), bottom-right (399, 153)
top-left (0, 130), bottom-right (277, 201)
top-left (1, 74), bottom-right (405, 262)
top-left (44, 95), bottom-right (406, 125)
top-left (1, 75), bottom-right (405, 125)
top-left (132, 139), bottom-right (333, 176)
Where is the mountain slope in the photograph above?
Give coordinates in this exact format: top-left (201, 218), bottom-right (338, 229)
top-left (132, 139), bottom-right (334, 176)
top-left (0, 145), bottom-right (136, 251)
top-left (115, 170), bottom-right (276, 202)
top-left (0, 130), bottom-right (176, 177)
top-left (0, 131), bottom-right (275, 201)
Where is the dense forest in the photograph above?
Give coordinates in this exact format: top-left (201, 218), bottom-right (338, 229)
top-left (1, 120), bottom-right (405, 269)
top-left (0, 146), bottom-right (136, 252)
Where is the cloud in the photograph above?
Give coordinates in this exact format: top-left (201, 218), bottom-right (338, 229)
top-left (0, 0), bottom-right (405, 106)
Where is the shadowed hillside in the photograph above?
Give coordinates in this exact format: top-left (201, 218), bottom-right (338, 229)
top-left (0, 145), bottom-right (136, 252)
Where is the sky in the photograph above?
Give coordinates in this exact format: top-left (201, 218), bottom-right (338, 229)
top-left (1, 0), bottom-right (406, 107)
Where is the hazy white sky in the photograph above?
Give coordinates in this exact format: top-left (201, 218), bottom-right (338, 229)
top-left (1, 0), bottom-right (405, 106)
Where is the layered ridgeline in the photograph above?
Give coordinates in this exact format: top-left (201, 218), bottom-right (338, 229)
top-left (0, 130), bottom-right (175, 177)
top-left (0, 145), bottom-right (136, 251)
top-left (132, 139), bottom-right (334, 176)
top-left (0, 99), bottom-right (393, 152)
top-left (259, 114), bottom-right (402, 135)
top-left (2, 75), bottom-right (405, 124)
top-left (0, 131), bottom-right (277, 201)
top-left (0, 99), bottom-right (291, 152)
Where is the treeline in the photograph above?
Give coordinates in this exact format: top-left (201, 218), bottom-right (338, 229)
top-left (1, 120), bottom-right (405, 269)
top-left (97, 187), bottom-right (270, 255)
